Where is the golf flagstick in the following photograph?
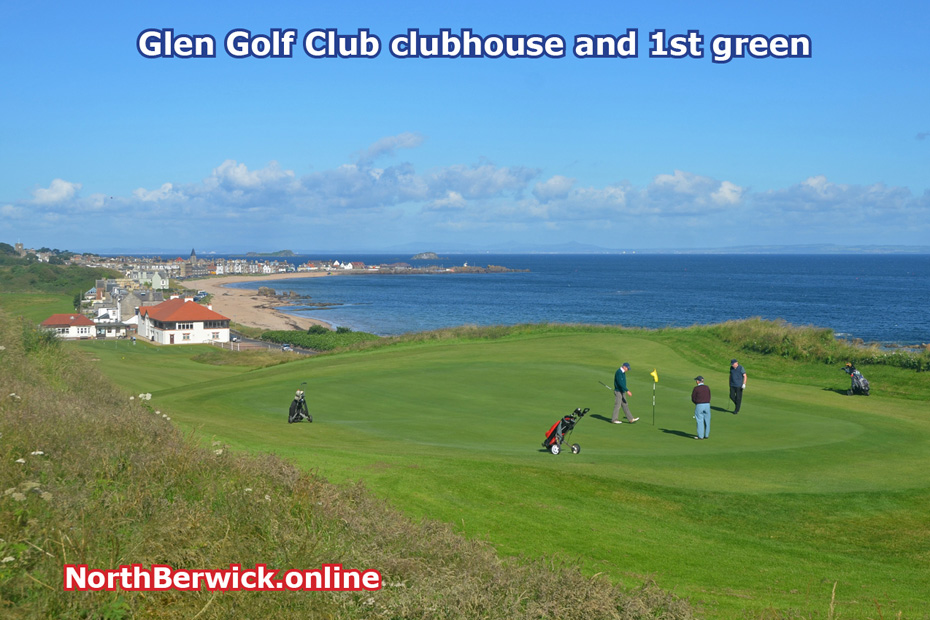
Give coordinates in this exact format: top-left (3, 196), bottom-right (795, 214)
top-left (649, 369), bottom-right (659, 425)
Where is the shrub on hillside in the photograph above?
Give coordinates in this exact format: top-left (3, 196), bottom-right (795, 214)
top-left (262, 329), bottom-right (380, 351)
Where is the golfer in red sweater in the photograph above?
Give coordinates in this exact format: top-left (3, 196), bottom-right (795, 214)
top-left (691, 376), bottom-right (711, 440)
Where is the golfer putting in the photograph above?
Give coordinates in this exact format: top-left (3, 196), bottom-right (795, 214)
top-left (691, 376), bottom-right (711, 440)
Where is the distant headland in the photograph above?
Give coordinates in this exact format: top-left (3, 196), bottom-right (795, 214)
top-left (245, 250), bottom-right (296, 257)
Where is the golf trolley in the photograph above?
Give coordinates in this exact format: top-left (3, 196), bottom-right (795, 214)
top-left (542, 407), bottom-right (589, 455)
top-left (843, 363), bottom-right (870, 396)
top-left (288, 387), bottom-right (313, 423)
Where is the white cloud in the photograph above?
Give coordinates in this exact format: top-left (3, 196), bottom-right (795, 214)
top-left (1, 204), bottom-right (26, 219)
top-left (133, 183), bottom-right (181, 202)
top-left (532, 175), bottom-right (575, 202)
top-left (208, 160), bottom-right (295, 190)
top-left (712, 181), bottom-right (744, 205)
top-left (7, 142), bottom-right (927, 251)
top-left (652, 169), bottom-right (710, 194)
top-left (32, 179), bottom-right (81, 205)
top-left (756, 177), bottom-right (915, 216)
top-left (426, 191), bottom-right (467, 211)
top-left (356, 132), bottom-right (424, 166)
top-left (425, 163), bottom-right (538, 199)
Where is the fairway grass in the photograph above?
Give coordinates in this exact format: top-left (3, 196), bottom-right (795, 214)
top-left (76, 330), bottom-right (930, 619)
top-left (0, 292), bottom-right (74, 323)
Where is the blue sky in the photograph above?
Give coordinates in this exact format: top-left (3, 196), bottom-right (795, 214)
top-left (1, 0), bottom-right (928, 253)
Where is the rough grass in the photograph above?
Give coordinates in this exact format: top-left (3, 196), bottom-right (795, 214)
top-left (703, 318), bottom-right (930, 370)
top-left (189, 348), bottom-right (299, 368)
top-left (0, 309), bottom-right (694, 619)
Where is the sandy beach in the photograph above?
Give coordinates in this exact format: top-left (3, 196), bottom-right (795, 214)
top-left (185, 272), bottom-right (336, 332)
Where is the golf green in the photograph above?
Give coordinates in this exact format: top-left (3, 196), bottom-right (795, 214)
top-left (77, 331), bottom-right (930, 618)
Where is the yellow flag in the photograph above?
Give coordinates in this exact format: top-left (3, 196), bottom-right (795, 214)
top-left (650, 369), bottom-right (659, 383)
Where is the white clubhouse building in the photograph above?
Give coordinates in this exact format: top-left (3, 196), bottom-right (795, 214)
top-left (138, 297), bottom-right (231, 345)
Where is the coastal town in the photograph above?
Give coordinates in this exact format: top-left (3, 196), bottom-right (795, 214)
top-left (6, 243), bottom-right (522, 278)
top-left (6, 242), bottom-right (523, 346)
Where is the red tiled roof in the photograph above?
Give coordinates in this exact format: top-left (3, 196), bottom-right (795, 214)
top-left (41, 314), bottom-right (95, 327)
top-left (139, 298), bottom-right (229, 322)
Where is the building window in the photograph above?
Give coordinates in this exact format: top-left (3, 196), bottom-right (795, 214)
top-left (182, 333), bottom-right (191, 341)
top-left (212, 332), bottom-right (219, 339)
top-left (177, 322), bottom-right (194, 330)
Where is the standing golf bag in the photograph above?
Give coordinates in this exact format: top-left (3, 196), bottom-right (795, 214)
top-left (288, 390), bottom-right (313, 423)
top-left (542, 407), bottom-right (589, 455)
top-left (843, 364), bottom-right (870, 396)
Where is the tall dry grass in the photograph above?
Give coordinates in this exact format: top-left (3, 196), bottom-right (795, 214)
top-left (0, 310), bottom-right (696, 619)
top-left (705, 318), bottom-right (930, 370)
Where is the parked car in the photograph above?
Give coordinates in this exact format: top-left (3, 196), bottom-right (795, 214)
top-left (281, 343), bottom-right (293, 352)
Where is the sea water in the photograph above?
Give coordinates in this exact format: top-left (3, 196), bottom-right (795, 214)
top-left (224, 254), bottom-right (930, 344)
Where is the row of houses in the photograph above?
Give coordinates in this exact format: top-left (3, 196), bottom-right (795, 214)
top-left (41, 297), bottom-right (231, 345)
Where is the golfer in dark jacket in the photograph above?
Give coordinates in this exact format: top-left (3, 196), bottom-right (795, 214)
top-left (692, 376), bottom-right (711, 439)
top-left (729, 359), bottom-right (747, 414)
top-left (612, 362), bottom-right (639, 424)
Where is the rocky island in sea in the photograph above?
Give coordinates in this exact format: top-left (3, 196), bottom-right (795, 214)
top-left (245, 250), bottom-right (296, 257)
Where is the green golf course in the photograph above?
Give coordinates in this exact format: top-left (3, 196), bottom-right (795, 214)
top-left (74, 326), bottom-right (930, 619)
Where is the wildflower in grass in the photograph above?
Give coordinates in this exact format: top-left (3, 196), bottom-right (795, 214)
top-left (11, 493), bottom-right (26, 502)
top-left (3, 488), bottom-right (15, 495)
top-left (145, 393), bottom-right (152, 400)
top-left (15, 458), bottom-right (25, 464)
top-left (40, 492), bottom-right (52, 501)
top-left (21, 481), bottom-right (40, 491)
top-left (2, 557), bottom-right (14, 564)
top-left (130, 396), bottom-right (134, 400)
top-left (29, 451), bottom-right (44, 456)
top-left (166, 417), bottom-right (171, 421)
top-left (244, 488), bottom-right (252, 493)
top-left (214, 449), bottom-right (223, 456)
top-left (264, 495), bottom-right (271, 502)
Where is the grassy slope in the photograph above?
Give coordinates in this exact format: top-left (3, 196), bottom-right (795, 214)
top-left (0, 261), bottom-right (120, 323)
top-left (0, 293), bottom-right (75, 323)
top-left (75, 328), bottom-right (930, 620)
top-left (2, 316), bottom-right (692, 619)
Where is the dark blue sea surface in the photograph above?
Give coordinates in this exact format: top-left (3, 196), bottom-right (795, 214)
top-left (225, 254), bottom-right (930, 344)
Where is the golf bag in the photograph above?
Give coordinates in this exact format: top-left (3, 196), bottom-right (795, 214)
top-left (843, 364), bottom-right (870, 396)
top-left (288, 390), bottom-right (313, 423)
top-left (542, 407), bottom-right (589, 455)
